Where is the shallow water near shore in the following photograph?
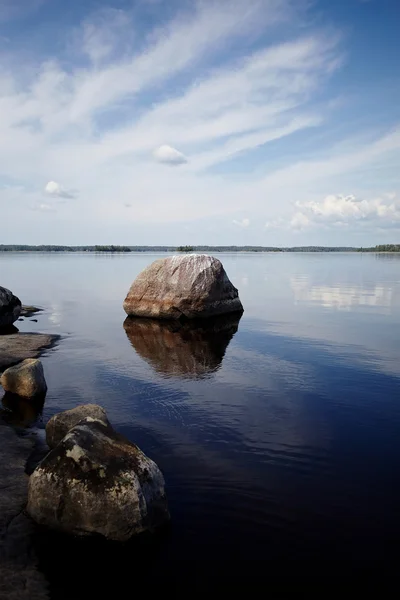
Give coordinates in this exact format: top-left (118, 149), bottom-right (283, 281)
top-left (1, 251), bottom-right (400, 588)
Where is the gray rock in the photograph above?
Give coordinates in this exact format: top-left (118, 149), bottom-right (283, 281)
top-left (20, 306), bottom-right (43, 318)
top-left (27, 417), bottom-right (169, 541)
top-left (0, 332), bottom-right (59, 372)
top-left (0, 286), bottom-right (21, 329)
top-left (46, 404), bottom-right (110, 449)
top-left (123, 254), bottom-right (243, 320)
top-left (1, 359), bottom-right (47, 398)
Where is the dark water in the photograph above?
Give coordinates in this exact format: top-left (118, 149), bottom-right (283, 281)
top-left (1, 252), bottom-right (400, 588)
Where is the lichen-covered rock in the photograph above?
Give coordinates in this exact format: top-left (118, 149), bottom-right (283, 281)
top-left (27, 417), bottom-right (169, 541)
top-left (0, 286), bottom-right (21, 329)
top-left (124, 313), bottom-right (241, 378)
top-left (0, 359), bottom-right (47, 398)
top-left (123, 254), bottom-right (243, 320)
top-left (46, 404), bottom-right (109, 449)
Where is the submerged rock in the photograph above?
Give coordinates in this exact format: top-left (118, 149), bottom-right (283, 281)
top-left (0, 359), bottom-right (47, 398)
top-left (123, 254), bottom-right (243, 320)
top-left (46, 404), bottom-right (110, 449)
top-left (0, 286), bottom-right (21, 329)
top-left (28, 415), bottom-right (169, 541)
top-left (124, 313), bottom-right (241, 378)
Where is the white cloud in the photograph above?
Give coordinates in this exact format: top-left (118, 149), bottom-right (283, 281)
top-left (264, 193), bottom-right (400, 234)
top-left (45, 181), bottom-right (76, 199)
top-left (293, 194), bottom-right (400, 228)
top-left (153, 145), bottom-right (188, 165)
top-left (233, 218), bottom-right (250, 228)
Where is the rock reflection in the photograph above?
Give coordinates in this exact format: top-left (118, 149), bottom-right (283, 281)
top-left (124, 313), bottom-right (242, 378)
top-left (1, 392), bottom-right (45, 427)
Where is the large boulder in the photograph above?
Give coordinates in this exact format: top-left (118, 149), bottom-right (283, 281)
top-left (46, 404), bottom-right (110, 449)
top-left (27, 416), bottom-right (169, 541)
top-left (0, 359), bottom-right (47, 398)
top-left (123, 254), bottom-right (243, 320)
top-left (124, 313), bottom-right (241, 378)
top-left (0, 286), bottom-right (21, 329)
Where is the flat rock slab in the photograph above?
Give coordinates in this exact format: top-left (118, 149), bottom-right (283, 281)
top-left (0, 333), bottom-right (59, 372)
top-left (0, 419), bottom-right (49, 599)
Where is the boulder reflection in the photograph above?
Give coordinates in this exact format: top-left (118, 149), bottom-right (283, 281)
top-left (124, 313), bottom-right (242, 379)
top-left (1, 391), bottom-right (45, 427)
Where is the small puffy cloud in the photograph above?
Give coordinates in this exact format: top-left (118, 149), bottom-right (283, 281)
top-left (233, 218), bottom-right (250, 228)
top-left (45, 181), bottom-right (77, 199)
top-left (153, 145), bottom-right (188, 166)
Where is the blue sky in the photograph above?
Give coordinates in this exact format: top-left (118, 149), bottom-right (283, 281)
top-left (0, 0), bottom-right (399, 246)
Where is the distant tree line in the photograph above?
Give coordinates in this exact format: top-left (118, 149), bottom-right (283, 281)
top-left (358, 244), bottom-right (400, 253)
top-left (1, 244), bottom-right (399, 253)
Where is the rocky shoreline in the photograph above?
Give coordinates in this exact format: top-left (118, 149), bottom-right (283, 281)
top-left (0, 419), bottom-right (49, 600)
top-left (0, 290), bottom-right (57, 599)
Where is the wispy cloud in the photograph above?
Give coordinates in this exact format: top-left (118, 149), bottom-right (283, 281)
top-left (0, 0), bottom-right (45, 23)
top-left (0, 0), bottom-right (398, 244)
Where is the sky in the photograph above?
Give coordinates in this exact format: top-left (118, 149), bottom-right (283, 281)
top-left (0, 0), bottom-right (399, 246)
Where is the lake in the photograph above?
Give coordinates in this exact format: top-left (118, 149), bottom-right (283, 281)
top-left (1, 252), bottom-right (400, 588)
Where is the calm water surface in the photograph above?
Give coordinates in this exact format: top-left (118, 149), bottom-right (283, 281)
top-left (1, 252), bottom-right (400, 588)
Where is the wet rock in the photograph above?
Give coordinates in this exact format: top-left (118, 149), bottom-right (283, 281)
top-left (0, 286), bottom-right (21, 329)
top-left (28, 416), bottom-right (169, 542)
top-left (0, 332), bottom-right (59, 372)
top-left (46, 404), bottom-right (110, 449)
top-left (20, 306), bottom-right (43, 318)
top-left (124, 313), bottom-right (242, 378)
top-left (123, 254), bottom-right (243, 320)
top-left (1, 359), bottom-right (47, 398)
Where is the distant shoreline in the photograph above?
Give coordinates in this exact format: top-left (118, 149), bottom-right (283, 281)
top-left (0, 245), bottom-right (399, 253)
